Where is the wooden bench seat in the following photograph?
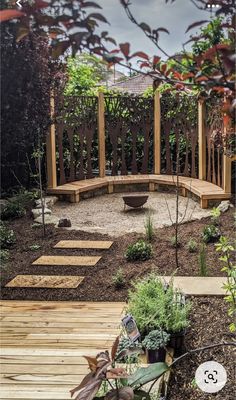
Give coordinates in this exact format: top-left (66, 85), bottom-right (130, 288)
top-left (48, 174), bottom-right (231, 208)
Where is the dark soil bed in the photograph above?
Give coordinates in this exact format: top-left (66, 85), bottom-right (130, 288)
top-left (168, 297), bottom-right (235, 400)
top-left (0, 207), bottom-right (235, 301)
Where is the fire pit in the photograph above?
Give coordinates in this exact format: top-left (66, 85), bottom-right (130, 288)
top-left (123, 194), bottom-right (149, 210)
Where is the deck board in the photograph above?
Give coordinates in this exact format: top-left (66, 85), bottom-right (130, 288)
top-left (54, 240), bottom-right (113, 249)
top-left (32, 255), bottom-right (101, 266)
top-left (0, 300), bottom-right (125, 400)
top-left (5, 276), bottom-right (84, 289)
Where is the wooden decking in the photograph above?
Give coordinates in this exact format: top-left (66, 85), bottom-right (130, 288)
top-left (48, 174), bottom-right (231, 208)
top-left (0, 301), bottom-right (125, 400)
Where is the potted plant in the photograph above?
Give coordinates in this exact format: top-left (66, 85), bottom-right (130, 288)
top-left (127, 273), bottom-right (191, 356)
top-left (142, 329), bottom-right (170, 363)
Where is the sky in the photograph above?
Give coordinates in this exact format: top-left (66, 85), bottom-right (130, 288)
top-left (98, 0), bottom-right (212, 73)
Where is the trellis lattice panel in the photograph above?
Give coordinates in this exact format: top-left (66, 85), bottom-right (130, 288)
top-left (160, 93), bottom-right (198, 178)
top-left (104, 95), bottom-right (154, 175)
top-left (205, 97), bottom-right (224, 188)
top-left (55, 96), bottom-right (98, 184)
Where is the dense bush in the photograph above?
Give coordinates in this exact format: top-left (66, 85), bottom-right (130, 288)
top-left (0, 222), bottom-right (16, 248)
top-left (112, 268), bottom-right (126, 289)
top-left (142, 329), bottom-right (170, 350)
top-left (125, 240), bottom-right (152, 261)
top-left (0, 249), bottom-right (9, 265)
top-left (127, 274), bottom-right (191, 335)
top-left (1, 201), bottom-right (26, 220)
top-left (187, 238), bottom-right (197, 253)
top-left (202, 224), bottom-right (221, 243)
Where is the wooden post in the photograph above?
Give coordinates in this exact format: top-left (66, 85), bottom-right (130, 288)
top-left (46, 91), bottom-right (57, 189)
top-left (98, 92), bottom-right (105, 178)
top-left (154, 91), bottom-right (161, 174)
top-left (198, 100), bottom-right (206, 180)
top-left (223, 155), bottom-right (231, 193)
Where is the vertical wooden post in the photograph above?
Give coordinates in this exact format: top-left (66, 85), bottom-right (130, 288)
top-left (98, 92), bottom-right (105, 178)
top-left (198, 100), bottom-right (206, 180)
top-left (154, 91), bottom-right (161, 175)
top-left (223, 155), bottom-right (231, 193)
top-left (46, 91), bottom-right (57, 189)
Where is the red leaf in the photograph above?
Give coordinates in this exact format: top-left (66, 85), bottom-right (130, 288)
top-left (185, 20), bottom-right (209, 33)
top-left (81, 1), bottom-right (102, 9)
top-left (182, 72), bottom-right (194, 80)
top-left (111, 336), bottom-right (120, 361)
top-left (34, 0), bottom-right (49, 9)
top-left (131, 51), bottom-right (149, 60)
top-left (140, 62), bottom-right (150, 69)
top-left (161, 63), bottom-right (167, 73)
top-left (153, 56), bottom-right (161, 65)
top-left (175, 83), bottom-right (184, 90)
top-left (173, 71), bottom-right (182, 80)
top-left (84, 356), bottom-right (98, 372)
top-left (0, 9), bottom-right (25, 22)
top-left (156, 27), bottom-right (170, 34)
top-left (139, 22), bottom-right (151, 33)
top-left (88, 13), bottom-right (108, 23)
top-left (195, 76), bottom-right (208, 82)
top-left (119, 42), bottom-right (130, 58)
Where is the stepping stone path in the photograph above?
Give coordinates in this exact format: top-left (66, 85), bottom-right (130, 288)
top-left (5, 241), bottom-right (113, 289)
top-left (161, 276), bottom-right (226, 296)
top-left (32, 255), bottom-right (101, 266)
top-left (54, 240), bottom-right (113, 249)
top-left (5, 275), bottom-right (84, 289)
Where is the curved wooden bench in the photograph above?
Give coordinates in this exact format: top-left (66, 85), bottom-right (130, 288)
top-left (48, 174), bottom-right (231, 209)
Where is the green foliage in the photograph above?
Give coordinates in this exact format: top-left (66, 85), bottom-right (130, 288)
top-left (0, 222), bottom-right (16, 249)
top-left (187, 239), bottom-right (197, 253)
top-left (127, 274), bottom-right (191, 335)
top-left (145, 213), bottom-right (155, 242)
top-left (29, 244), bottom-right (41, 251)
top-left (210, 207), bottom-right (221, 225)
top-left (202, 224), bottom-right (220, 243)
top-left (215, 236), bottom-right (236, 332)
top-left (125, 240), bottom-right (152, 261)
top-left (0, 249), bottom-right (10, 265)
top-left (31, 223), bottom-right (41, 229)
top-left (112, 268), bottom-right (126, 289)
top-left (115, 336), bottom-right (142, 363)
top-left (1, 201), bottom-right (26, 220)
top-left (65, 54), bottom-right (111, 96)
top-left (170, 235), bottom-right (180, 248)
top-left (198, 243), bottom-right (208, 277)
top-left (142, 330), bottom-right (170, 350)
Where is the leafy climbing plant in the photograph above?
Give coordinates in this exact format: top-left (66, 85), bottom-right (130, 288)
top-left (215, 236), bottom-right (236, 332)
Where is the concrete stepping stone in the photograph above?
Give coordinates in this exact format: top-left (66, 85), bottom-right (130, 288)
top-left (5, 275), bottom-right (84, 289)
top-left (160, 276), bottom-right (226, 296)
top-left (32, 255), bottom-right (101, 266)
top-left (54, 240), bottom-right (113, 249)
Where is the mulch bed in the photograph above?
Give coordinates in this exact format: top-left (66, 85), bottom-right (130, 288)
top-left (0, 207), bottom-right (235, 301)
top-left (168, 297), bottom-right (235, 400)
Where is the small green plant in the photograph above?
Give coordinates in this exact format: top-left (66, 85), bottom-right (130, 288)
top-left (145, 213), bottom-right (155, 242)
top-left (115, 336), bottom-right (142, 363)
top-left (187, 239), bottom-right (197, 253)
top-left (112, 268), bottom-right (126, 289)
top-left (170, 235), bottom-right (180, 248)
top-left (215, 236), bottom-right (236, 332)
top-left (198, 243), bottom-right (208, 276)
top-left (1, 201), bottom-right (26, 220)
top-left (0, 222), bottom-right (16, 248)
top-left (142, 329), bottom-right (170, 350)
top-left (29, 244), bottom-right (41, 251)
top-left (202, 224), bottom-right (220, 243)
top-left (125, 240), bottom-right (152, 261)
top-left (31, 223), bottom-right (41, 229)
top-left (210, 207), bottom-right (221, 225)
top-left (127, 274), bottom-right (191, 335)
top-left (0, 249), bottom-right (10, 265)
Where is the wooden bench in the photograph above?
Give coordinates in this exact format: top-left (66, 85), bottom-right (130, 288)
top-left (48, 174), bottom-right (231, 209)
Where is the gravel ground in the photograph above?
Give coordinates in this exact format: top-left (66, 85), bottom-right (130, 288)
top-left (52, 192), bottom-right (211, 236)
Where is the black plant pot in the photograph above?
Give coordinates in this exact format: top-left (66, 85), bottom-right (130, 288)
top-left (146, 347), bottom-right (166, 364)
top-left (168, 330), bottom-right (186, 356)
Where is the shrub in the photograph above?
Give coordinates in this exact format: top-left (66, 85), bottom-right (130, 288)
top-left (198, 243), bottom-right (208, 276)
top-left (125, 240), bottom-right (152, 261)
top-left (170, 235), bottom-right (180, 248)
top-left (0, 249), bottom-right (9, 265)
top-left (29, 244), bottom-right (41, 251)
top-left (115, 336), bottom-right (142, 363)
top-left (142, 329), bottom-right (170, 350)
top-left (1, 201), bottom-right (26, 220)
top-left (187, 239), bottom-right (197, 253)
top-left (0, 222), bottom-right (16, 248)
top-left (112, 268), bottom-right (125, 289)
top-left (127, 274), bottom-right (191, 335)
top-left (210, 207), bottom-right (221, 225)
top-left (202, 224), bottom-right (220, 243)
top-left (145, 213), bottom-right (155, 242)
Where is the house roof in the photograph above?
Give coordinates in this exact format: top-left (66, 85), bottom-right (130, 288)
top-left (109, 73), bottom-right (155, 94)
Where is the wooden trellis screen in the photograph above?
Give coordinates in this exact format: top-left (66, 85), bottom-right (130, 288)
top-left (46, 92), bottom-right (232, 192)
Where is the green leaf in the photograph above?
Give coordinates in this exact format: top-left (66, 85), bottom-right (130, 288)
top-left (127, 362), bottom-right (168, 388)
top-left (134, 390), bottom-right (151, 399)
